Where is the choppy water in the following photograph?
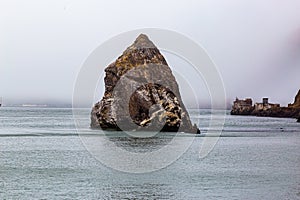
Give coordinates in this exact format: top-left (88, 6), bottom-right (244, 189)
top-left (0, 107), bottom-right (300, 199)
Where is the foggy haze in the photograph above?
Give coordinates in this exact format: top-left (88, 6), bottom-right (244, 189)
top-left (1, 0), bottom-right (300, 108)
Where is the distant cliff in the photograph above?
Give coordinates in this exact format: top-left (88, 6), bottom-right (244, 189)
top-left (288, 90), bottom-right (300, 108)
top-left (231, 90), bottom-right (300, 121)
top-left (293, 90), bottom-right (300, 122)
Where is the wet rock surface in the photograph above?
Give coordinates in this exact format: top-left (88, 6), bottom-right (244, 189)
top-left (91, 34), bottom-right (199, 133)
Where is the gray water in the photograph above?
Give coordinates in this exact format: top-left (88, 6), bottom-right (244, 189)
top-left (0, 107), bottom-right (300, 199)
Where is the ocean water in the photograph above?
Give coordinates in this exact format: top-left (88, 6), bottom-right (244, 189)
top-left (0, 107), bottom-right (300, 199)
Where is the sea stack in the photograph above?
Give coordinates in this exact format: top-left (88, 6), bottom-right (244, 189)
top-left (91, 34), bottom-right (199, 133)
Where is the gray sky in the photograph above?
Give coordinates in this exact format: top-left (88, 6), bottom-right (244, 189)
top-left (1, 0), bottom-right (300, 107)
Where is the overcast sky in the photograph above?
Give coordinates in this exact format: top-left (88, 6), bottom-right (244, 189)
top-left (1, 0), bottom-right (300, 107)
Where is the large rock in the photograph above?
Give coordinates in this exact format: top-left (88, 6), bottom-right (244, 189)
top-left (91, 34), bottom-right (199, 133)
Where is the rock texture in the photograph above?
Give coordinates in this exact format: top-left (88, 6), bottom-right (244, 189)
top-left (91, 34), bottom-right (199, 133)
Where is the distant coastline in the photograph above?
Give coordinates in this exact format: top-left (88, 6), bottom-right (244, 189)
top-left (1, 104), bottom-right (73, 108)
top-left (231, 90), bottom-right (300, 122)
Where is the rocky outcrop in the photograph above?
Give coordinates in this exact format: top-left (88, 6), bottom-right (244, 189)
top-left (289, 90), bottom-right (300, 108)
top-left (251, 107), bottom-right (300, 118)
top-left (91, 34), bottom-right (199, 133)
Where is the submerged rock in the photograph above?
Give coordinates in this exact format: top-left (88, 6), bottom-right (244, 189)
top-left (91, 34), bottom-right (199, 133)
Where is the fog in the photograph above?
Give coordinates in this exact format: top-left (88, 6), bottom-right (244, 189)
top-left (1, 0), bottom-right (300, 107)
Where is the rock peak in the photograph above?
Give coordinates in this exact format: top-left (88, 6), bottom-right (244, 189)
top-left (116, 34), bottom-right (167, 69)
top-left (136, 33), bottom-right (149, 40)
top-left (91, 34), bottom-right (200, 133)
top-left (125, 34), bottom-right (157, 52)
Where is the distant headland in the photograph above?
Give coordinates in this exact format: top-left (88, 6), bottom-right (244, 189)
top-left (231, 90), bottom-right (300, 122)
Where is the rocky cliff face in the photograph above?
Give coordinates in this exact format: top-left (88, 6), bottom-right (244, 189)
top-left (296, 90), bottom-right (300, 122)
top-left (290, 90), bottom-right (300, 108)
top-left (91, 34), bottom-right (199, 133)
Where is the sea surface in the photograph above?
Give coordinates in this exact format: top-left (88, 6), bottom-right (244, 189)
top-left (0, 107), bottom-right (300, 199)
